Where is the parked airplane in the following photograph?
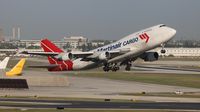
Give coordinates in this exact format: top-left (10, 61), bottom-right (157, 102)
top-left (0, 57), bottom-right (10, 70)
top-left (22, 24), bottom-right (176, 72)
top-left (6, 58), bottom-right (26, 76)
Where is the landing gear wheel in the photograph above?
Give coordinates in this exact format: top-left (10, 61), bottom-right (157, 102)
top-left (103, 63), bottom-right (110, 72)
top-left (112, 66), bottom-right (119, 72)
top-left (161, 43), bottom-right (166, 54)
top-left (161, 49), bottom-right (166, 54)
top-left (103, 66), bottom-right (109, 72)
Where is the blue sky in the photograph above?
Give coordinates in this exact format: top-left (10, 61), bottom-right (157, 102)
top-left (0, 0), bottom-right (200, 40)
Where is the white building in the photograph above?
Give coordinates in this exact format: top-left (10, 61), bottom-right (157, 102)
top-left (19, 40), bottom-right (40, 47)
top-left (14, 37), bottom-right (88, 50)
top-left (91, 41), bottom-right (105, 47)
top-left (64, 36), bottom-right (88, 48)
top-left (153, 47), bottom-right (200, 57)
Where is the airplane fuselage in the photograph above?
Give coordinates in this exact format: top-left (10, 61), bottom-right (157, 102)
top-left (72, 24), bottom-right (176, 70)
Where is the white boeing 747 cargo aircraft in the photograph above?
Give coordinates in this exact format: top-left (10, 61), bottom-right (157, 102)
top-left (23, 24), bottom-right (176, 72)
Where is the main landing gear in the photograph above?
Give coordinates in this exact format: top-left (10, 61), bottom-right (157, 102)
top-left (103, 61), bottom-right (133, 72)
top-left (103, 63), bottom-right (120, 72)
top-left (103, 63), bottom-right (110, 72)
top-left (112, 63), bottom-right (120, 72)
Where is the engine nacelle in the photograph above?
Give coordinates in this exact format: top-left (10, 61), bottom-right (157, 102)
top-left (98, 52), bottom-right (111, 60)
top-left (142, 52), bottom-right (159, 62)
top-left (55, 53), bottom-right (73, 61)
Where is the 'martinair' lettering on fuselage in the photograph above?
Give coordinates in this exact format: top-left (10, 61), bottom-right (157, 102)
top-left (97, 37), bottom-right (139, 51)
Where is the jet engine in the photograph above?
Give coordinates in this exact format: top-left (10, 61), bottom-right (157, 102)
top-left (98, 52), bottom-right (111, 60)
top-left (55, 53), bottom-right (73, 61)
top-left (141, 52), bottom-right (159, 62)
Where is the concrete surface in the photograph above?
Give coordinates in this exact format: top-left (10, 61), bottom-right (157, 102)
top-left (0, 70), bottom-right (200, 102)
top-left (0, 70), bottom-right (69, 87)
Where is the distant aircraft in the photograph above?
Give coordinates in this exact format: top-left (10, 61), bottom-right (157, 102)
top-left (0, 57), bottom-right (10, 70)
top-left (6, 58), bottom-right (26, 76)
top-left (22, 24), bottom-right (176, 72)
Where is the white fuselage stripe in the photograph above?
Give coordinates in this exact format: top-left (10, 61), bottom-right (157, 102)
top-left (63, 61), bottom-right (68, 70)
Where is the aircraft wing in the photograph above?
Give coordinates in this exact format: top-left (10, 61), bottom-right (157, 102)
top-left (21, 51), bottom-right (59, 56)
top-left (107, 47), bottom-right (141, 63)
top-left (62, 50), bottom-right (128, 58)
top-left (79, 48), bottom-right (130, 60)
top-left (21, 51), bottom-right (94, 58)
top-left (70, 51), bottom-right (94, 58)
top-left (21, 48), bottom-right (130, 59)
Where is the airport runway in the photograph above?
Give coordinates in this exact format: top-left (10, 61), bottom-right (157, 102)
top-left (1, 59), bottom-right (200, 102)
top-left (132, 59), bottom-right (200, 74)
top-left (0, 98), bottom-right (200, 110)
top-left (142, 59), bottom-right (200, 67)
top-left (136, 60), bottom-right (200, 67)
top-left (1, 72), bottom-right (200, 102)
top-left (132, 65), bottom-right (200, 74)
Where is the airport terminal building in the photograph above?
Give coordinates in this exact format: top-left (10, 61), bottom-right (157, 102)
top-left (154, 47), bottom-right (200, 57)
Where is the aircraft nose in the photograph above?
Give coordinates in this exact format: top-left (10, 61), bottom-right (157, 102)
top-left (170, 28), bottom-right (176, 36)
top-left (167, 27), bottom-right (176, 39)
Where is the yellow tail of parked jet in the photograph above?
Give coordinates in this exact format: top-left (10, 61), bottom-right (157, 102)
top-left (6, 58), bottom-right (26, 77)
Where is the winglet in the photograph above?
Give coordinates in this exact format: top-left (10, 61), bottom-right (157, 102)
top-left (6, 58), bottom-right (26, 77)
top-left (0, 57), bottom-right (10, 70)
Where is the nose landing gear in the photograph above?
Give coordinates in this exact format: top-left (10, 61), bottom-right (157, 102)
top-left (161, 44), bottom-right (166, 54)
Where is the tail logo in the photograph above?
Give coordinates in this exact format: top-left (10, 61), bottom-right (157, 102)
top-left (139, 33), bottom-right (150, 43)
top-left (40, 39), bottom-right (73, 71)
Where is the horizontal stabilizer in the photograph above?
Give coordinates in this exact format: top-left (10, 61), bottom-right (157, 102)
top-left (21, 51), bottom-right (59, 56)
top-left (28, 64), bottom-right (59, 69)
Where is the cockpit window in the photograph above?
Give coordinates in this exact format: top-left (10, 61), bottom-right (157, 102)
top-left (159, 24), bottom-right (166, 27)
